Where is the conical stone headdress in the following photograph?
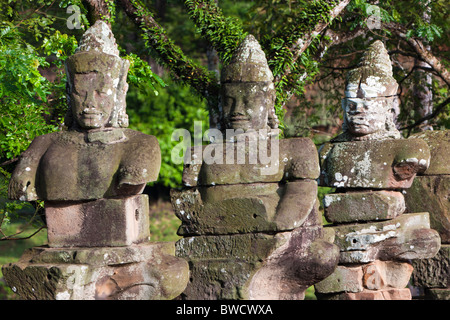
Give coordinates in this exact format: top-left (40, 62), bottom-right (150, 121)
top-left (65, 20), bottom-right (130, 128)
top-left (345, 40), bottom-right (398, 99)
top-left (220, 35), bottom-right (279, 129)
top-left (221, 34), bottom-right (273, 83)
top-left (335, 40), bottom-right (401, 142)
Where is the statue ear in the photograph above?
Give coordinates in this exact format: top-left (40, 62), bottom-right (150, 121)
top-left (64, 82), bottom-right (74, 129)
top-left (108, 60), bottom-right (130, 128)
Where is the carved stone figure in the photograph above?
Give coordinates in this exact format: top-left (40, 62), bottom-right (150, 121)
top-left (9, 21), bottom-right (158, 204)
top-left (172, 35), bottom-right (339, 300)
top-left (315, 41), bottom-right (441, 300)
top-left (2, 21), bottom-right (188, 300)
top-left (336, 40), bottom-right (401, 142)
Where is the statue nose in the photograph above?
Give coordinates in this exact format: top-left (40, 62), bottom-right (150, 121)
top-left (232, 99), bottom-right (246, 115)
top-left (351, 101), bottom-right (367, 113)
top-left (83, 90), bottom-right (96, 106)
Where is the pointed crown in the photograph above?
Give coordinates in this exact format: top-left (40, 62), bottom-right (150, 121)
top-left (345, 40), bottom-right (398, 98)
top-left (221, 35), bottom-right (273, 83)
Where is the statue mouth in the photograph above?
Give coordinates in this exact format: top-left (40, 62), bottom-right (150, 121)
top-left (230, 115), bottom-right (249, 123)
top-left (348, 117), bottom-right (370, 127)
top-left (81, 112), bottom-right (103, 119)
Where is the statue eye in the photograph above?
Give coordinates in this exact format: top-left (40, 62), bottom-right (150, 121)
top-left (224, 97), bottom-right (235, 108)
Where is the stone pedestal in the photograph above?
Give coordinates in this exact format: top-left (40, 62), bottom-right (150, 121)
top-left (174, 205), bottom-right (338, 300)
top-left (45, 195), bottom-right (150, 247)
top-left (2, 243), bottom-right (189, 300)
top-left (172, 137), bottom-right (339, 300)
top-left (2, 194), bottom-right (189, 300)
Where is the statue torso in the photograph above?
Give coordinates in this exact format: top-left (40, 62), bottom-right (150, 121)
top-left (34, 128), bottom-right (160, 201)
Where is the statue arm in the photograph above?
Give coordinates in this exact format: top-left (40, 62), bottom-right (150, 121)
top-left (8, 134), bottom-right (53, 201)
top-left (274, 179), bottom-right (318, 229)
top-left (274, 138), bottom-right (320, 229)
top-left (117, 133), bottom-right (161, 194)
top-left (392, 139), bottom-right (431, 180)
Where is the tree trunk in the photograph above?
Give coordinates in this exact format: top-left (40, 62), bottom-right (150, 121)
top-left (82, 0), bottom-right (111, 26)
top-left (413, 1), bottom-right (433, 131)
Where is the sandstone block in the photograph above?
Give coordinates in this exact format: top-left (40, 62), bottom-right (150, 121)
top-left (1, 243), bottom-right (189, 300)
top-left (45, 194), bottom-right (150, 247)
top-left (180, 259), bottom-right (257, 300)
top-left (247, 234), bottom-right (339, 300)
top-left (411, 244), bottom-right (450, 289)
top-left (176, 225), bottom-right (339, 300)
top-left (171, 180), bottom-right (318, 235)
top-left (329, 212), bottom-right (441, 263)
top-left (319, 139), bottom-right (430, 189)
top-left (316, 260), bottom-right (413, 295)
top-left (324, 190), bottom-right (405, 223)
top-left (404, 175), bottom-right (450, 243)
top-left (314, 265), bottom-right (364, 294)
top-left (362, 260), bottom-right (413, 290)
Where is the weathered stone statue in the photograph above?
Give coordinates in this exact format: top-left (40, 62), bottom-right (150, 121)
top-left (171, 35), bottom-right (339, 300)
top-left (2, 21), bottom-right (188, 300)
top-left (315, 40), bottom-right (441, 300)
top-left (405, 130), bottom-right (450, 300)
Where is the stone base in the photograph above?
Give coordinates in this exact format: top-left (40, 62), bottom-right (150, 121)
top-left (411, 244), bottom-right (449, 289)
top-left (328, 212), bottom-right (441, 264)
top-left (1, 242), bottom-right (189, 300)
top-left (176, 226), bottom-right (339, 300)
top-left (424, 288), bottom-right (450, 300)
top-left (316, 288), bottom-right (412, 300)
top-left (45, 195), bottom-right (150, 247)
top-left (315, 260), bottom-right (413, 296)
top-left (410, 244), bottom-right (450, 300)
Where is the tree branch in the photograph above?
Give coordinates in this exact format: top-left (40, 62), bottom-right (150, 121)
top-left (82, 0), bottom-right (112, 26)
top-left (384, 22), bottom-right (450, 87)
top-left (184, 0), bottom-right (246, 65)
top-left (400, 96), bottom-right (450, 132)
top-left (275, 0), bottom-right (351, 82)
top-left (116, 0), bottom-right (219, 102)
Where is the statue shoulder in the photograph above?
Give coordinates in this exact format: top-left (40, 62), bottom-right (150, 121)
top-left (281, 137), bottom-right (320, 180)
top-left (120, 129), bottom-right (161, 183)
top-left (124, 129), bottom-right (160, 149)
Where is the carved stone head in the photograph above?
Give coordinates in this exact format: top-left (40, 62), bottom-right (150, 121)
top-left (340, 40), bottom-right (400, 141)
top-left (220, 35), bottom-right (278, 131)
top-left (64, 20), bottom-right (130, 130)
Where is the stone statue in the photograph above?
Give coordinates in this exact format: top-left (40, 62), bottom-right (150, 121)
top-left (9, 21), bottom-right (159, 204)
top-left (3, 21), bottom-right (188, 300)
top-left (315, 40), bottom-right (441, 300)
top-left (172, 35), bottom-right (339, 300)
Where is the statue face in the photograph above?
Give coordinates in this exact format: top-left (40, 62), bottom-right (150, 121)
top-left (70, 72), bottom-right (116, 130)
top-left (343, 97), bottom-right (387, 137)
top-left (221, 83), bottom-right (273, 131)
